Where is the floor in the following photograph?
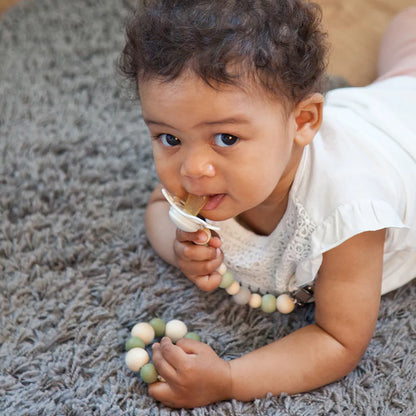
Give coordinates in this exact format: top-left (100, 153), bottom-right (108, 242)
top-left (317, 0), bottom-right (415, 85)
top-left (0, 0), bottom-right (415, 86)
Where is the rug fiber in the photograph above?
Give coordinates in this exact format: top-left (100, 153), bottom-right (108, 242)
top-left (0, 0), bottom-right (415, 415)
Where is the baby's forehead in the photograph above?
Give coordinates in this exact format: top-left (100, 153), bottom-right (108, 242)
top-left (138, 67), bottom-right (289, 107)
top-left (139, 69), bottom-right (293, 132)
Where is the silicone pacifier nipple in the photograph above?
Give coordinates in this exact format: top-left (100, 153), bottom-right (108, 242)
top-left (183, 194), bottom-right (208, 216)
top-left (161, 188), bottom-right (220, 233)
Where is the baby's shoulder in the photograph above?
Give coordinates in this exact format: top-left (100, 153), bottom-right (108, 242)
top-left (293, 120), bottom-right (415, 227)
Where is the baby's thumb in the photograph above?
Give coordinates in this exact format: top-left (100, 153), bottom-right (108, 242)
top-left (176, 228), bottom-right (211, 245)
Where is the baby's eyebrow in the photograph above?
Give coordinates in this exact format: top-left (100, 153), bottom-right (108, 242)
top-left (143, 119), bottom-right (174, 129)
top-left (198, 116), bottom-right (250, 127)
top-left (144, 116), bottom-right (250, 129)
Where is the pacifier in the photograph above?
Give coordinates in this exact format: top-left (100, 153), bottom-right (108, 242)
top-left (161, 188), bottom-right (220, 233)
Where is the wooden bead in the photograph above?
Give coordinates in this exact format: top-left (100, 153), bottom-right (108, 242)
top-left (125, 347), bottom-right (149, 372)
top-left (261, 294), bottom-right (277, 313)
top-left (248, 293), bottom-right (262, 308)
top-left (217, 263), bottom-right (227, 276)
top-left (233, 286), bottom-right (251, 305)
top-left (276, 294), bottom-right (295, 314)
top-left (225, 280), bottom-right (240, 295)
top-left (165, 319), bottom-right (188, 343)
top-left (131, 322), bottom-right (155, 345)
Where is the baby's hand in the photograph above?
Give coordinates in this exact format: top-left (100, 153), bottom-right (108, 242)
top-left (173, 229), bottom-right (223, 291)
top-left (149, 337), bottom-right (232, 408)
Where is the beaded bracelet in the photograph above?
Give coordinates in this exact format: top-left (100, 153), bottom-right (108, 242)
top-left (125, 318), bottom-right (200, 384)
top-left (161, 188), bottom-right (314, 314)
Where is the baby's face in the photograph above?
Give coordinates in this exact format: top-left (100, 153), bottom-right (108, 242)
top-left (139, 71), bottom-right (300, 222)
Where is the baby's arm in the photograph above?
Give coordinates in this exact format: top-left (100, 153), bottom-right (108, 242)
top-left (145, 184), bottom-right (223, 291)
top-left (149, 229), bottom-right (386, 408)
top-left (229, 229), bottom-right (385, 400)
top-left (147, 184), bottom-right (386, 407)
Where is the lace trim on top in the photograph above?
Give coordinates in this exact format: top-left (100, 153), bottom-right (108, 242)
top-left (211, 198), bottom-right (317, 295)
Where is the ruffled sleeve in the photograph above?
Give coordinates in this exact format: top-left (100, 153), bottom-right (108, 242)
top-left (295, 199), bottom-right (409, 289)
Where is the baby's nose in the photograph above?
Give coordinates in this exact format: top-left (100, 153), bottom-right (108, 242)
top-left (180, 149), bottom-right (215, 179)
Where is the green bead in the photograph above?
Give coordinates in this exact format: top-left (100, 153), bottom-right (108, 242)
top-left (219, 271), bottom-right (234, 289)
top-left (140, 363), bottom-right (159, 384)
top-left (184, 332), bottom-right (201, 342)
top-left (149, 318), bottom-right (166, 338)
top-left (261, 294), bottom-right (277, 313)
top-left (125, 336), bottom-right (145, 351)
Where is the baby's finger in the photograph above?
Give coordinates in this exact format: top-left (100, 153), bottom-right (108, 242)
top-left (151, 342), bottom-right (178, 382)
top-left (158, 337), bottom-right (189, 369)
top-left (177, 242), bottom-right (220, 262)
top-left (207, 234), bottom-right (222, 248)
top-left (177, 252), bottom-right (223, 277)
top-left (176, 228), bottom-right (211, 245)
top-left (192, 271), bottom-right (222, 291)
top-left (148, 381), bottom-right (178, 408)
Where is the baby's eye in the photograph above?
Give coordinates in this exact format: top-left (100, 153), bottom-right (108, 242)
top-left (214, 133), bottom-right (239, 147)
top-left (159, 134), bottom-right (181, 147)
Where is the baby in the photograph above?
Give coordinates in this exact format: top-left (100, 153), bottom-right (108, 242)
top-left (119, 0), bottom-right (416, 409)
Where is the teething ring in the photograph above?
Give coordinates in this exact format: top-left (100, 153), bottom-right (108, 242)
top-left (125, 318), bottom-right (201, 384)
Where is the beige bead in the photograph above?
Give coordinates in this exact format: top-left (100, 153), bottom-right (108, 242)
top-left (125, 347), bottom-right (149, 372)
top-left (165, 319), bottom-right (188, 343)
top-left (226, 280), bottom-right (240, 295)
top-left (248, 293), bottom-right (262, 308)
top-left (131, 322), bottom-right (155, 345)
top-left (276, 294), bottom-right (295, 314)
top-left (217, 263), bottom-right (227, 275)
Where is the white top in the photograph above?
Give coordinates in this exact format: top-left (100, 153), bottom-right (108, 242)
top-left (210, 76), bottom-right (416, 296)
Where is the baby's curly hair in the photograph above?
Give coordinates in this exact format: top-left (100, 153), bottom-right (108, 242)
top-left (119, 0), bottom-right (328, 106)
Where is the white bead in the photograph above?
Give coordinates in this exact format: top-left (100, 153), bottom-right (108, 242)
top-left (165, 319), bottom-right (188, 343)
top-left (131, 322), bottom-right (155, 345)
top-left (226, 280), bottom-right (240, 295)
top-left (125, 347), bottom-right (149, 372)
top-left (248, 293), bottom-right (262, 308)
top-left (217, 263), bottom-right (227, 275)
top-left (276, 294), bottom-right (295, 314)
top-left (233, 286), bottom-right (251, 305)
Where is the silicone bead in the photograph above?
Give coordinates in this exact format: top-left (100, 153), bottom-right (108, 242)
top-left (219, 271), bottom-right (234, 289)
top-left (233, 286), bottom-right (251, 305)
top-left (276, 294), bottom-right (296, 314)
top-left (125, 347), bottom-right (150, 372)
top-left (131, 322), bottom-right (155, 345)
top-left (140, 363), bottom-right (159, 384)
top-left (248, 293), bottom-right (262, 309)
top-left (165, 319), bottom-right (188, 343)
top-left (149, 318), bottom-right (166, 338)
top-left (217, 263), bottom-right (227, 276)
top-left (184, 332), bottom-right (201, 342)
top-left (261, 294), bottom-right (277, 313)
top-left (125, 336), bottom-right (145, 351)
top-left (225, 280), bottom-right (240, 295)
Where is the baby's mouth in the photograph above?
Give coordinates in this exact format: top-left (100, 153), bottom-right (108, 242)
top-left (202, 194), bottom-right (225, 211)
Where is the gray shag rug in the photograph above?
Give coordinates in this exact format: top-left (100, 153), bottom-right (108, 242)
top-left (0, 0), bottom-right (415, 415)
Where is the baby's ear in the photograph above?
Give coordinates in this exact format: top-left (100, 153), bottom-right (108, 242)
top-left (294, 93), bottom-right (324, 146)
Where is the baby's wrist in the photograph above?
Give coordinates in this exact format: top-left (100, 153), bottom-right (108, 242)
top-left (220, 359), bottom-right (234, 402)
